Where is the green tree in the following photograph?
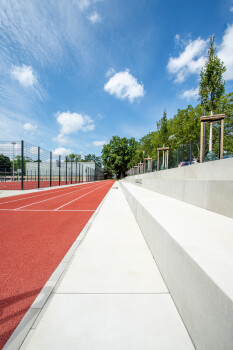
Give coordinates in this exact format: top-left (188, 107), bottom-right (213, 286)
top-left (199, 36), bottom-right (226, 154)
top-left (0, 154), bottom-right (11, 175)
top-left (84, 154), bottom-right (102, 166)
top-left (102, 136), bottom-right (138, 179)
top-left (157, 108), bottom-right (169, 146)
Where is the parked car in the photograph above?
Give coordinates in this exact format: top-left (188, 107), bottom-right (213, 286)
top-left (178, 161), bottom-right (190, 167)
top-left (178, 159), bottom-right (199, 167)
top-left (223, 154), bottom-right (233, 159)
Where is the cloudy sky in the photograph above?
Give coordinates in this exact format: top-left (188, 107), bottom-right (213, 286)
top-left (0, 0), bottom-right (233, 157)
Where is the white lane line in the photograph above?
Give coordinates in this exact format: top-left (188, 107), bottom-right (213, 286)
top-left (54, 182), bottom-right (109, 211)
top-left (0, 209), bottom-right (95, 212)
top-left (0, 183), bottom-right (93, 205)
top-left (14, 182), bottom-right (100, 210)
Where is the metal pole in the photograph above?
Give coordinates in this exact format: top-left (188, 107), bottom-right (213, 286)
top-left (190, 141), bottom-right (192, 165)
top-left (79, 163), bottom-right (80, 183)
top-left (59, 155), bottom-right (61, 186)
top-left (76, 160), bottom-right (77, 184)
top-left (177, 148), bottom-right (179, 167)
top-left (66, 158), bottom-right (67, 185)
top-left (203, 123), bottom-right (206, 162)
top-left (38, 147), bottom-right (40, 188)
top-left (21, 140), bottom-right (24, 190)
top-left (218, 127), bottom-right (221, 159)
top-left (50, 151), bottom-right (52, 187)
top-left (71, 160), bottom-right (73, 184)
top-left (12, 142), bottom-right (16, 182)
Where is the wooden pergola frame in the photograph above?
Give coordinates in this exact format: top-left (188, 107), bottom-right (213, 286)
top-left (144, 157), bottom-right (152, 172)
top-left (157, 147), bottom-right (169, 170)
top-left (200, 114), bottom-right (225, 163)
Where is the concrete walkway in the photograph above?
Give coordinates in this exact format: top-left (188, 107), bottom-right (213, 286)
top-left (18, 183), bottom-right (194, 349)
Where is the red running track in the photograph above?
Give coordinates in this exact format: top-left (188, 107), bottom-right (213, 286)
top-left (0, 180), bottom-right (114, 348)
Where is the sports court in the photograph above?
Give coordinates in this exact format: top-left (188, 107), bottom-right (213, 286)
top-left (0, 180), bottom-right (113, 348)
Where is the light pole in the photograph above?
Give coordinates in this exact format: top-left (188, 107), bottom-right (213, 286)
top-left (12, 142), bottom-right (16, 182)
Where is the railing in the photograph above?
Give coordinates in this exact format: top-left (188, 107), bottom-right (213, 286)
top-left (0, 141), bottom-right (104, 190)
top-left (127, 137), bottom-right (233, 176)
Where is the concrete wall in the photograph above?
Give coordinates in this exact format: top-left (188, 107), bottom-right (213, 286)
top-left (124, 158), bottom-right (233, 218)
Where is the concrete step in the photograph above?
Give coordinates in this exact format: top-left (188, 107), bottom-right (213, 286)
top-left (120, 181), bottom-right (233, 350)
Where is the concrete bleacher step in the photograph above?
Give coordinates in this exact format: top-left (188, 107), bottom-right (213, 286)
top-left (120, 181), bottom-right (233, 350)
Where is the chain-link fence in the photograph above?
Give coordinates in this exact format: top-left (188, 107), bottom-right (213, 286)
top-left (0, 141), bottom-right (104, 190)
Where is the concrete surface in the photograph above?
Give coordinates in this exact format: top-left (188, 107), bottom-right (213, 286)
top-left (124, 158), bottom-right (233, 218)
top-left (16, 183), bottom-right (194, 350)
top-left (121, 181), bottom-right (233, 350)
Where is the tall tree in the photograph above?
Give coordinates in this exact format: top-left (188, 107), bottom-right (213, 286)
top-left (102, 136), bottom-right (138, 179)
top-left (199, 36), bottom-right (226, 153)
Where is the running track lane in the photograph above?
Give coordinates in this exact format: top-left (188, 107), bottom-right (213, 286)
top-left (0, 180), bottom-right (114, 348)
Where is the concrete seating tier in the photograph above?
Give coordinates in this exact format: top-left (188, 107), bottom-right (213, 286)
top-left (121, 181), bottom-right (233, 350)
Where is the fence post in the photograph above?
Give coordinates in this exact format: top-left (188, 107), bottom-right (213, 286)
top-left (38, 147), bottom-right (40, 188)
top-left (177, 148), bottom-right (179, 167)
top-left (203, 123), bottom-right (206, 162)
top-left (79, 163), bottom-right (80, 183)
top-left (21, 140), bottom-right (24, 190)
top-left (218, 127), bottom-right (221, 159)
top-left (190, 141), bottom-right (193, 165)
top-left (66, 159), bottom-right (67, 185)
top-left (50, 152), bottom-right (52, 187)
top-left (59, 155), bottom-right (61, 186)
top-left (76, 160), bottom-right (77, 183)
top-left (71, 160), bottom-right (73, 184)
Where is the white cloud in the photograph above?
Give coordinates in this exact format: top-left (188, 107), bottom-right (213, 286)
top-left (106, 68), bottom-right (115, 77)
top-left (180, 87), bottom-right (199, 100)
top-left (11, 65), bottom-right (37, 87)
top-left (167, 38), bottom-right (207, 82)
top-left (230, 6), bottom-right (233, 12)
top-left (53, 147), bottom-right (73, 156)
top-left (218, 24), bottom-right (233, 81)
top-left (88, 12), bottom-right (101, 23)
top-left (92, 140), bottom-right (106, 146)
top-left (24, 122), bottom-right (38, 132)
top-left (56, 111), bottom-right (95, 135)
top-left (104, 70), bottom-right (145, 103)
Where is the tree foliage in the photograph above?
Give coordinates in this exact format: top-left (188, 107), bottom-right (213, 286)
top-left (102, 136), bottom-right (138, 178)
top-left (199, 36), bottom-right (226, 113)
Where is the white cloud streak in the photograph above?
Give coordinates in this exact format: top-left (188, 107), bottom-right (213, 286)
top-left (24, 122), bottom-right (38, 132)
top-left (104, 70), bottom-right (145, 103)
top-left (218, 24), bottom-right (233, 81)
top-left (92, 140), bottom-right (106, 146)
top-left (167, 38), bottom-right (207, 82)
top-left (88, 12), bottom-right (101, 23)
top-left (54, 147), bottom-right (74, 156)
top-left (180, 87), bottom-right (199, 100)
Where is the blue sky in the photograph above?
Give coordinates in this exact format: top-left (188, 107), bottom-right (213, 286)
top-left (0, 0), bottom-right (233, 157)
